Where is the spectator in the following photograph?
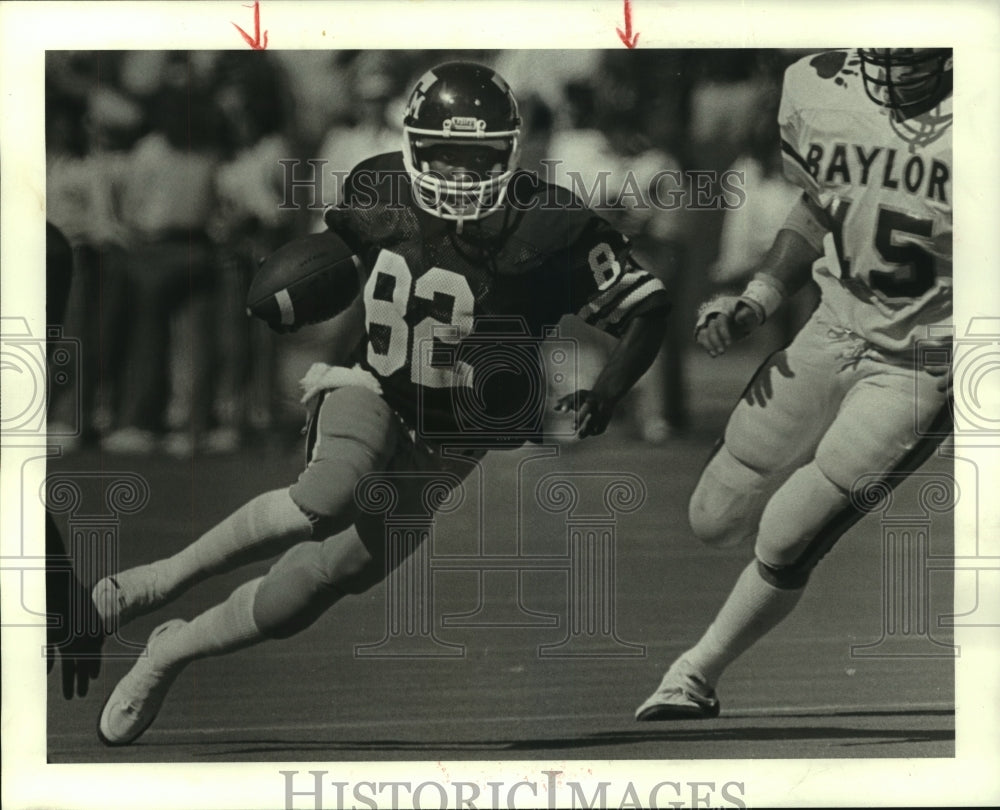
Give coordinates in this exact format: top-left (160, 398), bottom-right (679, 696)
top-left (102, 68), bottom-right (223, 456)
top-left (313, 53), bottom-right (402, 221)
top-left (265, 54), bottom-right (405, 429)
top-left (208, 52), bottom-right (297, 450)
top-left (46, 60), bottom-right (141, 447)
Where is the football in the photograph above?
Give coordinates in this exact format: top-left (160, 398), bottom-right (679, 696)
top-left (246, 231), bottom-right (364, 331)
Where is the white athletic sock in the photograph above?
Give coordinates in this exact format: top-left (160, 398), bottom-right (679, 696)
top-left (132, 489), bottom-right (313, 607)
top-left (152, 578), bottom-right (266, 669)
top-left (682, 561), bottom-right (805, 688)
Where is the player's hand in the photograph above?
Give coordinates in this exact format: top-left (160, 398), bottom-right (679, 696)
top-left (555, 389), bottom-right (617, 439)
top-left (46, 566), bottom-right (103, 699)
top-left (694, 297), bottom-right (762, 357)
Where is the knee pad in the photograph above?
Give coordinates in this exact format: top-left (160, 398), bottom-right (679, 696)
top-left (323, 529), bottom-right (386, 595)
top-left (754, 462), bottom-right (849, 584)
top-left (689, 444), bottom-right (772, 548)
top-left (252, 543), bottom-right (340, 639)
top-left (289, 386), bottom-right (398, 535)
top-left (252, 533), bottom-right (378, 639)
top-left (755, 557), bottom-right (811, 590)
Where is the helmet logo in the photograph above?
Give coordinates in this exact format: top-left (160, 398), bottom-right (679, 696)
top-left (405, 72), bottom-right (435, 119)
top-left (444, 116), bottom-right (484, 133)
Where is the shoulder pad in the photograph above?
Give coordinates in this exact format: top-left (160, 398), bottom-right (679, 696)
top-left (505, 172), bottom-right (599, 253)
top-left (782, 50), bottom-right (863, 117)
top-left (349, 151), bottom-right (406, 176)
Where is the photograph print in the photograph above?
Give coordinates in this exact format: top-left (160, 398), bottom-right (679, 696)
top-left (40, 44), bottom-right (957, 763)
top-left (2, 3), bottom-right (995, 807)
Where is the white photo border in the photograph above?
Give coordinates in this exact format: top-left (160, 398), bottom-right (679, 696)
top-left (2, 1), bottom-right (998, 808)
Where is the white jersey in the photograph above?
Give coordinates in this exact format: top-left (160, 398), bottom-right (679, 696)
top-left (779, 50), bottom-right (952, 353)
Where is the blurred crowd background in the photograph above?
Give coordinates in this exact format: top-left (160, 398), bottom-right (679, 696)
top-left (45, 48), bottom-right (820, 457)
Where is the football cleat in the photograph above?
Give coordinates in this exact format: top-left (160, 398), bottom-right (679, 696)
top-left (92, 565), bottom-right (162, 634)
top-left (97, 620), bottom-right (186, 746)
top-left (635, 660), bottom-right (721, 721)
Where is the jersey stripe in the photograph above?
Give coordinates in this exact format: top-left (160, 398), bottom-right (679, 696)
top-left (580, 270), bottom-right (654, 324)
top-left (780, 139), bottom-right (823, 202)
top-left (591, 277), bottom-right (665, 333)
top-left (578, 270), bottom-right (649, 318)
top-left (780, 138), bottom-right (811, 175)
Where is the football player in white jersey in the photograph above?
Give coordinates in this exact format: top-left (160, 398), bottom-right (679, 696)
top-left (636, 48), bottom-right (953, 720)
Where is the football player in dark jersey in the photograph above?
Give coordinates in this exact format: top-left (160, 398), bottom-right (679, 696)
top-left (93, 61), bottom-right (671, 745)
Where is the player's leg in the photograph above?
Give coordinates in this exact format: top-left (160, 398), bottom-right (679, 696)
top-left (689, 315), bottom-right (840, 549)
top-left (99, 435), bottom-right (478, 744)
top-left (250, 442), bottom-right (484, 640)
top-left (98, 528), bottom-right (375, 746)
top-left (754, 358), bottom-right (952, 573)
top-left (688, 443), bottom-right (779, 549)
top-left (93, 385), bottom-right (396, 631)
top-left (98, 576), bottom-right (262, 746)
top-left (639, 356), bottom-right (951, 720)
top-left (639, 315), bottom-right (852, 719)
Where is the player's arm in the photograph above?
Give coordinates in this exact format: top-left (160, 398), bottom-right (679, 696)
top-left (695, 193), bottom-right (826, 357)
top-left (322, 153), bottom-right (385, 255)
top-left (556, 220), bottom-right (672, 438)
top-left (558, 306), bottom-right (669, 438)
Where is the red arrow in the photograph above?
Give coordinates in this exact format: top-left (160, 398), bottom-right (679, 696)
top-left (233, 1), bottom-right (268, 50)
top-left (616, 0), bottom-right (639, 48)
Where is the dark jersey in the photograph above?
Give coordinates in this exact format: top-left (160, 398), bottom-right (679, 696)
top-left (325, 151), bottom-right (670, 446)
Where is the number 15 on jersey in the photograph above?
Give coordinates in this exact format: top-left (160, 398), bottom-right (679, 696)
top-left (825, 199), bottom-right (938, 300)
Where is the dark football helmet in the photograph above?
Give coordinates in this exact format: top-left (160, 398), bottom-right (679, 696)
top-left (858, 48), bottom-right (953, 116)
top-left (402, 61), bottom-right (521, 222)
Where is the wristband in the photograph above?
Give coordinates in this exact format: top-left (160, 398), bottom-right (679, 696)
top-left (738, 275), bottom-right (786, 322)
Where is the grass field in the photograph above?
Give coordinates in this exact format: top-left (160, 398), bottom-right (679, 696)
top-left (44, 348), bottom-right (956, 764)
